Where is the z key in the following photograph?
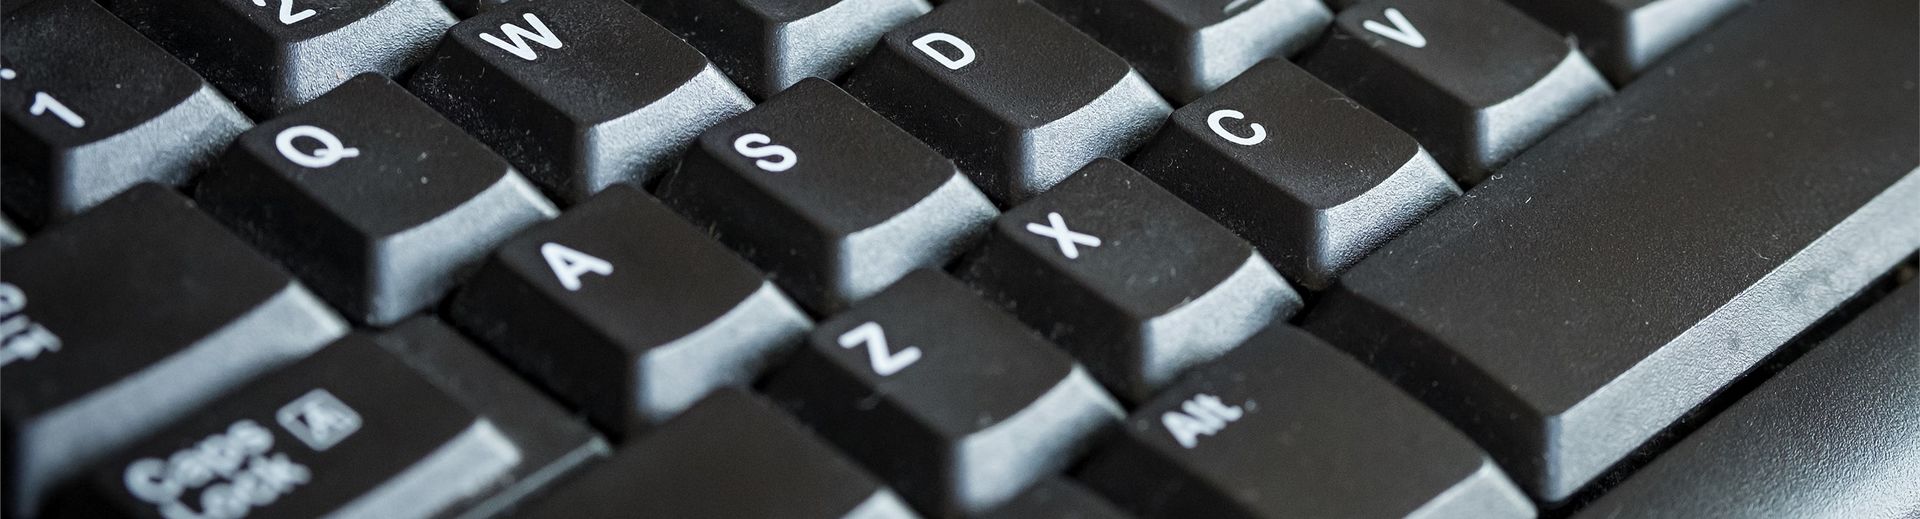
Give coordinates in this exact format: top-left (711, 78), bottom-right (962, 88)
top-left (1, 0), bottom-right (251, 226)
top-left (409, 0), bottom-right (753, 204)
top-left (195, 73), bottom-right (558, 326)
top-left (106, 0), bottom-right (458, 115)
top-left (1302, 0), bottom-right (1613, 181)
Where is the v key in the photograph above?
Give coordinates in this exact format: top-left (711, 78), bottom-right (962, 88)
top-left (1362, 8), bottom-right (1426, 48)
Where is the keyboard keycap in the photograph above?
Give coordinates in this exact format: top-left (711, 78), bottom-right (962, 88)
top-left (639, 0), bottom-right (931, 99)
top-left (0, 184), bottom-right (349, 517)
top-left (107, 0), bottom-right (457, 115)
top-left (195, 73), bottom-right (557, 326)
top-left (372, 317), bottom-right (610, 517)
top-left (48, 335), bottom-right (525, 519)
top-left (515, 389), bottom-right (918, 519)
top-left (657, 78), bottom-right (997, 313)
top-left (1034, 0), bottom-right (1331, 103)
top-left (1130, 58), bottom-right (1457, 290)
top-left (977, 477), bottom-right (1127, 519)
top-left (842, 0), bottom-right (1171, 204)
top-left (441, 0), bottom-right (509, 18)
top-left (765, 270), bottom-right (1123, 516)
top-left (1575, 282), bottom-right (1920, 519)
top-left (1079, 325), bottom-right (1534, 518)
top-left (1505, 0), bottom-right (1748, 84)
top-left (1301, 0), bottom-right (1612, 181)
top-left (409, 0), bottom-right (753, 204)
top-left (1303, 0), bottom-right (1919, 502)
top-left (961, 159), bottom-right (1300, 401)
top-left (446, 186), bottom-right (810, 439)
top-left (0, 0), bottom-right (250, 226)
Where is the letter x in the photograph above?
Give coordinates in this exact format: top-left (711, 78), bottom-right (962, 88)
top-left (1026, 212), bottom-right (1101, 260)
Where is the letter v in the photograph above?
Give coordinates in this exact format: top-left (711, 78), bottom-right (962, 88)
top-left (1362, 8), bottom-right (1427, 49)
top-left (481, 13), bottom-right (565, 61)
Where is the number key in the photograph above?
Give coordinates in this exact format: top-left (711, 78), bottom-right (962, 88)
top-left (1, 0), bottom-right (251, 226)
top-left (108, 0), bottom-right (458, 115)
top-left (765, 270), bottom-right (1124, 516)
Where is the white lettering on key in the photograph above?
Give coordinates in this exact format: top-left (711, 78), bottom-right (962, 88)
top-left (29, 92), bottom-right (84, 128)
top-left (839, 322), bottom-right (921, 377)
top-left (541, 242), bottom-right (613, 291)
top-left (0, 282), bottom-right (61, 368)
top-left (481, 13), bottom-right (564, 61)
top-left (252, 0), bottom-right (317, 25)
top-left (1162, 393), bottom-right (1244, 449)
top-left (1026, 212), bottom-right (1101, 260)
top-left (1207, 109), bottom-right (1266, 146)
top-left (733, 133), bottom-right (797, 172)
top-left (1362, 8), bottom-right (1426, 48)
top-left (912, 32), bottom-right (976, 70)
top-left (276, 389), bottom-right (362, 452)
top-left (1, 68), bottom-right (17, 80)
top-left (124, 419), bottom-right (311, 519)
top-left (275, 125), bottom-right (360, 168)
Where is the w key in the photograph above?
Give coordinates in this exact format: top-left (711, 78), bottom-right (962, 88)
top-left (409, 0), bottom-right (753, 204)
top-left (1302, 0), bottom-right (1613, 181)
top-left (195, 73), bottom-right (558, 326)
top-left (843, 0), bottom-right (1171, 204)
top-left (47, 336), bottom-right (526, 519)
top-left (107, 0), bottom-right (458, 115)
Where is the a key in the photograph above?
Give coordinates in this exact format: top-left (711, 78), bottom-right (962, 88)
top-left (1303, 0), bottom-right (1919, 502)
top-left (841, 0), bottom-right (1171, 204)
top-left (372, 317), bottom-right (610, 517)
top-left (515, 389), bottom-right (918, 518)
top-left (1576, 282), bottom-right (1920, 519)
top-left (764, 270), bottom-right (1123, 516)
top-left (657, 78), bottom-right (997, 313)
top-left (446, 186), bottom-right (810, 439)
top-left (960, 159), bottom-right (1300, 401)
top-left (0, 184), bottom-right (349, 517)
top-left (409, 0), bottom-right (753, 204)
top-left (0, 0), bottom-right (250, 226)
top-left (1506, 0), bottom-right (1748, 84)
top-left (638, 0), bottom-right (931, 99)
top-left (194, 73), bottom-right (558, 326)
top-left (106, 0), bottom-right (457, 116)
top-left (1300, 0), bottom-right (1612, 181)
top-left (1078, 325), bottom-right (1534, 518)
top-left (976, 477), bottom-right (1128, 519)
top-left (1033, 0), bottom-right (1330, 103)
top-left (1129, 59), bottom-right (1458, 290)
top-left (45, 335), bottom-right (526, 519)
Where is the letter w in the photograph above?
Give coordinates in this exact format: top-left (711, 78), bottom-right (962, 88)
top-left (480, 13), bottom-right (563, 61)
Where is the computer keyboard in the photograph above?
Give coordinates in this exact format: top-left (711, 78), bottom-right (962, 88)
top-left (1, 0), bottom-right (1915, 518)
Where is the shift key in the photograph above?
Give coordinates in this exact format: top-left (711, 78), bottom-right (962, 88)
top-left (1304, 0), bottom-right (1918, 504)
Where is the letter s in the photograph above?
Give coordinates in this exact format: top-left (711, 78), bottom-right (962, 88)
top-left (733, 133), bottom-right (798, 173)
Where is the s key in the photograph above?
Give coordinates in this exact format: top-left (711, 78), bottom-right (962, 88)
top-left (106, 0), bottom-right (458, 115)
top-left (1, 0), bottom-right (251, 226)
top-left (195, 73), bottom-right (558, 326)
top-left (410, 0), bottom-right (753, 204)
top-left (1, 185), bottom-right (349, 518)
top-left (1302, 0), bottom-right (1612, 181)
top-left (765, 270), bottom-right (1123, 516)
top-left (47, 335), bottom-right (527, 519)
top-left (658, 78), bottom-right (997, 313)
top-left (446, 186), bottom-right (811, 439)
top-left (842, 0), bottom-right (1171, 204)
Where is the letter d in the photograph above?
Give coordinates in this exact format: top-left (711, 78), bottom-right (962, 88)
top-left (912, 32), bottom-right (976, 70)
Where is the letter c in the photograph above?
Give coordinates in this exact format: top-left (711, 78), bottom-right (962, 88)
top-left (1207, 109), bottom-right (1266, 146)
top-left (912, 32), bottom-right (976, 71)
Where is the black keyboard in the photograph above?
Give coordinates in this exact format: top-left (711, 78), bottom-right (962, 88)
top-left (2, 0), bottom-right (1915, 517)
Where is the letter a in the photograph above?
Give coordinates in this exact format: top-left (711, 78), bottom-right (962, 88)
top-left (912, 32), bottom-right (976, 70)
top-left (541, 242), bottom-right (612, 291)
